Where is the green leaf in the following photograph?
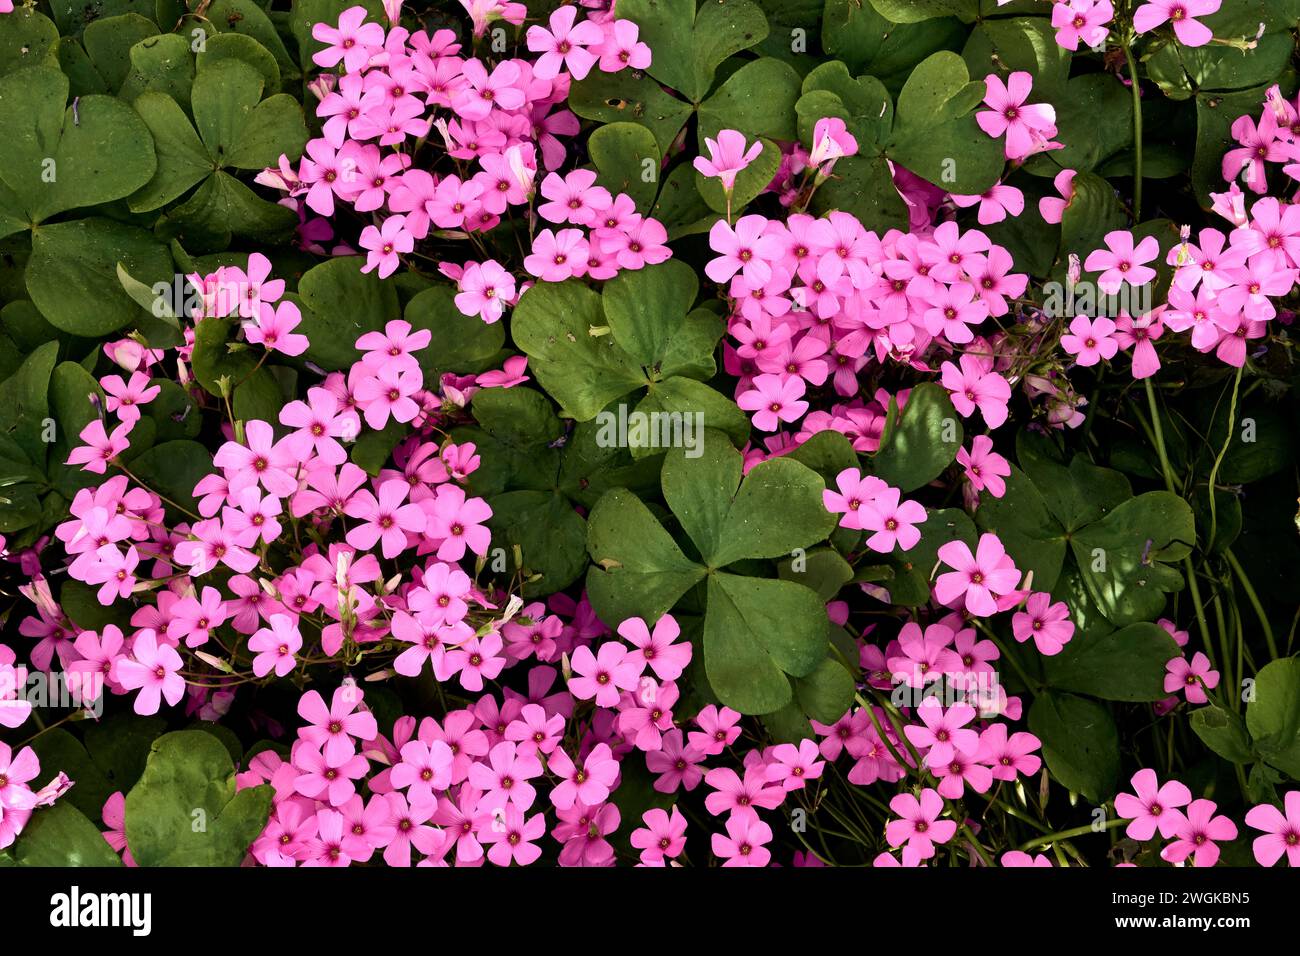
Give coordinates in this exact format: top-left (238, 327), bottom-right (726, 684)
top-left (810, 152), bottom-right (909, 233)
top-left (1247, 658), bottom-right (1300, 777)
top-left (0, 65), bottom-right (157, 226)
top-left (487, 490), bottom-right (588, 597)
top-left (1016, 431), bottom-right (1131, 531)
top-left (124, 730), bottom-right (272, 866)
top-left (473, 386), bottom-right (563, 449)
top-left (512, 279), bottom-right (647, 420)
top-left (26, 218), bottom-right (173, 336)
top-left (405, 285), bottom-right (505, 377)
top-left (870, 382), bottom-right (963, 492)
top-left (976, 465), bottom-right (1067, 593)
top-left (787, 428), bottom-right (858, 484)
top-left (30, 729), bottom-right (115, 820)
top-left (128, 91), bottom-right (213, 212)
top-left (586, 487), bottom-right (707, 623)
top-left (1057, 170), bottom-right (1127, 275)
top-left (1191, 705), bottom-right (1254, 765)
top-left (705, 573), bottom-right (826, 714)
top-left (962, 16), bottom-right (1071, 99)
top-left (1028, 691), bottom-right (1119, 802)
top-left (1048, 73), bottom-right (1133, 173)
top-left (618, 0), bottom-right (769, 102)
top-left (697, 56), bottom-right (801, 144)
top-left (11, 802), bottom-right (123, 867)
top-left (164, 169), bottom-right (299, 242)
top-left (780, 547), bottom-right (854, 602)
top-left (49, 361), bottom-right (105, 496)
top-left (886, 51), bottom-right (1004, 193)
top-left (119, 33), bottom-right (196, 106)
top-left (0, 340), bottom-right (58, 467)
top-left (602, 260), bottom-right (699, 367)
top-left (197, 30), bottom-right (281, 94)
top-left (795, 654), bottom-right (856, 724)
top-left (589, 121), bottom-right (661, 212)
top-left (294, 256), bottom-right (400, 370)
top-left (0, 9), bottom-right (60, 78)
top-left (128, 440), bottom-right (212, 513)
top-left (568, 67), bottom-right (694, 155)
top-left (868, 0), bottom-right (978, 22)
top-left (880, 507), bottom-right (976, 605)
top-left (1044, 622), bottom-right (1180, 701)
top-left (1069, 492), bottom-right (1195, 627)
top-left (632, 377), bottom-right (748, 456)
top-left (83, 13), bottom-right (160, 90)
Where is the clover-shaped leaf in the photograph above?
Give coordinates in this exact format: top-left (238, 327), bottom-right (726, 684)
top-left (512, 264), bottom-right (745, 451)
top-left (0, 64), bottom-right (156, 233)
top-left (124, 730), bottom-right (272, 866)
top-left (587, 430), bottom-right (838, 714)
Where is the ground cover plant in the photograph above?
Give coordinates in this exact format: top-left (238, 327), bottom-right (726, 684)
top-left (0, 0), bottom-right (1299, 870)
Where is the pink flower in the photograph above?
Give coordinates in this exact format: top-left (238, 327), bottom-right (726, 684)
top-left (1060, 315), bottom-right (1120, 367)
top-left (1011, 592), bottom-right (1075, 655)
top-left (538, 169), bottom-right (610, 226)
top-left (569, 641), bottom-right (641, 707)
top-left (280, 387), bottom-right (359, 465)
top-left (1084, 230), bottom-right (1160, 294)
top-left (100, 372), bottom-right (160, 423)
top-left (1132, 0), bottom-right (1220, 47)
top-left (245, 300), bottom-right (309, 356)
top-left (904, 700), bottom-right (980, 769)
top-left (213, 419), bottom-right (299, 498)
top-left (956, 435), bottom-right (1011, 498)
top-left (344, 479), bottom-right (426, 559)
top-left (1038, 168), bottom-right (1077, 224)
top-left (941, 355), bottom-right (1011, 428)
top-left (934, 533), bottom-right (1022, 617)
top-left (951, 182), bottom-right (1025, 225)
top-left (359, 215), bottom-right (413, 279)
top-left (1051, 0), bottom-right (1113, 50)
top-left (823, 468), bottom-right (889, 531)
top-left (1245, 791), bottom-right (1300, 867)
top-left (425, 484), bottom-right (492, 561)
top-left (596, 18), bottom-right (652, 73)
top-left (809, 117), bottom-right (858, 169)
top-left (455, 260), bottom-right (517, 324)
top-left (630, 806), bottom-right (687, 865)
top-left (66, 419), bottom-right (133, 473)
top-left (1115, 768), bottom-right (1192, 840)
top-left (353, 364), bottom-right (422, 429)
top-left (711, 814), bottom-right (773, 867)
top-left (115, 629), bottom-right (185, 716)
top-left (618, 614), bottom-right (693, 681)
top-left (738, 373), bottom-right (808, 431)
top-left (861, 487), bottom-right (926, 553)
top-left (83, 544), bottom-right (140, 605)
top-left (766, 739), bottom-right (825, 791)
top-left (167, 585), bottom-right (228, 648)
top-left (1160, 799), bottom-right (1237, 867)
top-left (482, 804), bottom-right (546, 866)
top-left (526, 5), bottom-right (603, 80)
top-left (524, 227), bottom-right (588, 281)
top-left (976, 71), bottom-right (1058, 160)
top-left (694, 129), bottom-right (763, 192)
top-left (976, 724), bottom-right (1042, 780)
top-left (1164, 652), bottom-right (1220, 704)
top-left (297, 685), bottom-right (379, 764)
top-left (249, 614), bottom-right (302, 678)
top-left (312, 6), bottom-right (385, 72)
top-left (885, 788), bottom-right (956, 860)
top-left (548, 743), bottom-right (619, 810)
top-left (101, 792), bottom-right (136, 866)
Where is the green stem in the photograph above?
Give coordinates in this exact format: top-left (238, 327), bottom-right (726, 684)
top-left (1225, 547), bottom-right (1278, 660)
top-left (1144, 379), bottom-right (1212, 652)
top-left (1206, 366), bottom-right (1242, 554)
top-left (1122, 29), bottom-right (1143, 221)
top-left (1018, 816), bottom-right (1126, 851)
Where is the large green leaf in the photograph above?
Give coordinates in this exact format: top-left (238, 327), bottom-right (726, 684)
top-left (617, 0), bottom-right (769, 102)
top-left (871, 382), bottom-right (963, 492)
top-left (124, 730), bottom-right (273, 866)
top-left (11, 802), bottom-right (123, 867)
top-left (294, 256), bottom-right (401, 371)
top-left (1247, 658), bottom-right (1300, 778)
top-left (487, 490), bottom-right (588, 597)
top-left (0, 65), bottom-right (156, 226)
top-left (1069, 492), bottom-right (1195, 627)
top-left (26, 218), bottom-right (173, 336)
top-left (1044, 622), bottom-right (1180, 701)
top-left (1028, 691), bottom-right (1119, 802)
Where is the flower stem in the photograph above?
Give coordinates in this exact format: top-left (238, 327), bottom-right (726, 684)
top-left (1017, 816), bottom-right (1125, 851)
top-left (1122, 28), bottom-right (1144, 221)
